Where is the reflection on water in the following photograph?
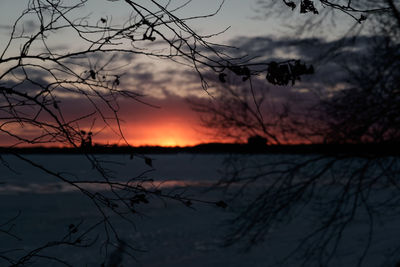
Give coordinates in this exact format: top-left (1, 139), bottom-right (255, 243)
top-left (0, 180), bottom-right (217, 194)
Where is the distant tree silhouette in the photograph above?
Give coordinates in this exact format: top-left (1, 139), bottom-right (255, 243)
top-left (80, 131), bottom-right (93, 149)
top-left (247, 135), bottom-right (268, 146)
top-left (189, 73), bottom-right (307, 145)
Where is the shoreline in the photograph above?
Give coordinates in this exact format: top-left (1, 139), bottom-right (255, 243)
top-left (0, 143), bottom-right (398, 156)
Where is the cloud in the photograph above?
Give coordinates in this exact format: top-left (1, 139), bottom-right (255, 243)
top-left (182, 34), bottom-right (380, 106)
top-left (0, 32), bottom-right (381, 146)
top-left (1, 19), bottom-right (38, 35)
top-left (0, 25), bottom-right (11, 31)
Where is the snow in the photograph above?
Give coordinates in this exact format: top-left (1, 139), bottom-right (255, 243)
top-left (0, 154), bottom-right (399, 266)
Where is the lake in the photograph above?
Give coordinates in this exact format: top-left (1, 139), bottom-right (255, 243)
top-left (0, 154), bottom-right (398, 266)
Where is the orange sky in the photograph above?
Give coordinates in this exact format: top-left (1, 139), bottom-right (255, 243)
top-left (80, 94), bottom-right (223, 147)
top-left (0, 88), bottom-right (308, 147)
top-left (0, 92), bottom-right (219, 147)
top-left (0, 0), bottom-right (324, 148)
top-left (124, 122), bottom-right (206, 147)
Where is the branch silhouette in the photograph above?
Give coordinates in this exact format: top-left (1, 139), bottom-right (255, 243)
top-left (190, 1), bottom-right (400, 266)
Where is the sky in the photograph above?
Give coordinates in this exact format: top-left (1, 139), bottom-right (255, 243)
top-left (0, 0), bottom-right (360, 147)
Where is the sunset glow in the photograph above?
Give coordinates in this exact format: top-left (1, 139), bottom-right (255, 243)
top-left (0, 0), bottom-right (335, 148)
top-left (124, 121), bottom-right (209, 147)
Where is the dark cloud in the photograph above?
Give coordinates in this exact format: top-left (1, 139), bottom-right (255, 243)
top-left (229, 35), bottom-right (373, 60)
top-left (184, 34), bottom-right (382, 105)
top-left (225, 35), bottom-right (377, 86)
top-left (171, 34), bottom-right (382, 131)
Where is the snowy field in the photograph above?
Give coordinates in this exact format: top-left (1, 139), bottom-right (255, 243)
top-left (0, 154), bottom-right (399, 266)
